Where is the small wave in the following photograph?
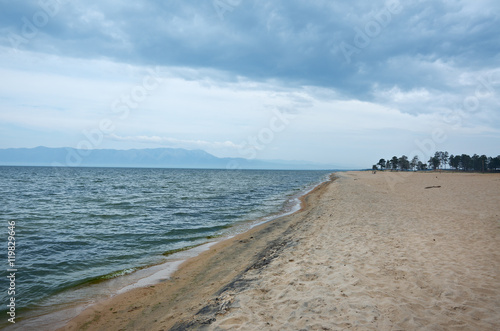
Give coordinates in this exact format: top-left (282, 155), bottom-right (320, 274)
top-left (162, 243), bottom-right (205, 257)
top-left (87, 212), bottom-right (139, 219)
top-left (103, 201), bottom-right (134, 209)
top-left (99, 267), bottom-right (139, 280)
top-left (172, 211), bottom-right (197, 217)
top-left (166, 224), bottom-right (232, 237)
top-left (33, 266), bottom-right (144, 301)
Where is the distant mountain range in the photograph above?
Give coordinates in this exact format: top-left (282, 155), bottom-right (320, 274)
top-left (0, 147), bottom-right (340, 170)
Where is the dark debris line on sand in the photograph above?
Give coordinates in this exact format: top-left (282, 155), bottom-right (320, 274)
top-left (169, 233), bottom-right (297, 330)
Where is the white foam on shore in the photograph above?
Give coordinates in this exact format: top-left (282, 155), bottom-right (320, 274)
top-left (116, 242), bottom-right (217, 294)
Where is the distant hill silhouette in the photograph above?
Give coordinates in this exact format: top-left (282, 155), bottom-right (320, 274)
top-left (0, 147), bottom-right (339, 170)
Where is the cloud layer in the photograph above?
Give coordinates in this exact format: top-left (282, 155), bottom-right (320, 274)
top-left (0, 0), bottom-right (499, 167)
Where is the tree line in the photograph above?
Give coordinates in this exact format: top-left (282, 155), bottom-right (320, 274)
top-left (373, 151), bottom-right (500, 172)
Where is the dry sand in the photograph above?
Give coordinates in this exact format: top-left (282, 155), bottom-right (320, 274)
top-left (61, 171), bottom-right (500, 330)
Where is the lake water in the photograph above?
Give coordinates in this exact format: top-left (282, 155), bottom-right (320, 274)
top-left (0, 166), bottom-right (331, 328)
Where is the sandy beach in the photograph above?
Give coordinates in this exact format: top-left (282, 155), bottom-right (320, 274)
top-left (61, 171), bottom-right (500, 330)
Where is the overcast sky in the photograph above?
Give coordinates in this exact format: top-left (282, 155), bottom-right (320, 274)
top-left (1, 0), bottom-right (499, 168)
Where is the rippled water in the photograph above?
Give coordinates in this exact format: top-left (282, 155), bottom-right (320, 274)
top-left (0, 166), bottom-right (330, 325)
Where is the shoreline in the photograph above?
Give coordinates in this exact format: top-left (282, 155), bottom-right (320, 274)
top-left (56, 174), bottom-right (337, 330)
top-left (8, 171), bottom-right (333, 330)
top-left (37, 171), bottom-right (500, 329)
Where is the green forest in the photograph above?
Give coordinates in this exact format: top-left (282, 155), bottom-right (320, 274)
top-left (373, 152), bottom-right (500, 172)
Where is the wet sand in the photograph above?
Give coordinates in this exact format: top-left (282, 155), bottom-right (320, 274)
top-left (61, 171), bottom-right (500, 330)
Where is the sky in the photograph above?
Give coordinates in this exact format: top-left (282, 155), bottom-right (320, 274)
top-left (0, 0), bottom-right (499, 168)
